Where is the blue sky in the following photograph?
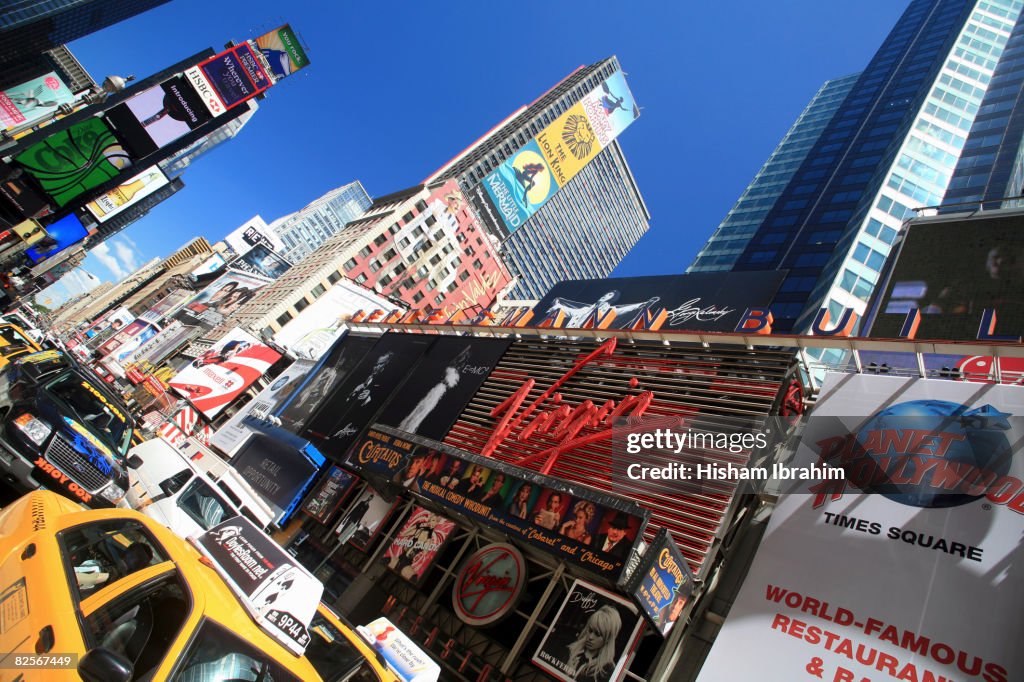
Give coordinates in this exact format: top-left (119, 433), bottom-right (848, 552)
top-left (62, 0), bottom-right (908, 293)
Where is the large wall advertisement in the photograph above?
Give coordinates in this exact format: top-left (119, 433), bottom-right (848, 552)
top-left (229, 244), bottom-right (291, 280)
top-left (168, 327), bottom-right (282, 418)
top-left (696, 374), bottom-right (1024, 682)
top-left (474, 69), bottom-right (640, 236)
top-left (105, 76), bottom-right (213, 159)
top-left (531, 271), bottom-right (786, 332)
top-left (0, 73), bottom-right (76, 133)
top-left (24, 212), bottom-right (87, 263)
top-left (175, 271), bottom-right (270, 329)
top-left (255, 25), bottom-right (310, 80)
top-left (197, 44), bottom-right (270, 111)
top-left (868, 215), bottom-right (1024, 340)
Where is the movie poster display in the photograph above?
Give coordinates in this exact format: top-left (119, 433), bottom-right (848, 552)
top-left (302, 333), bottom-right (434, 457)
top-left (868, 216), bottom-right (1024, 340)
top-left (375, 336), bottom-right (511, 440)
top-left (368, 425), bottom-right (649, 582)
top-left (531, 271), bottom-right (786, 332)
top-left (168, 328), bottom-right (281, 418)
top-left (13, 118), bottom-right (131, 207)
top-left (0, 72), bottom-right (75, 132)
top-left (302, 466), bottom-right (357, 523)
top-left (230, 243), bottom-right (292, 280)
top-left (276, 334), bottom-right (378, 433)
top-left (696, 374), bottom-right (1024, 681)
top-left (210, 359), bottom-right (313, 456)
top-left (621, 529), bottom-right (694, 637)
top-left (335, 485), bottom-right (398, 551)
top-left (175, 271), bottom-right (270, 328)
top-left (382, 506), bottom-right (457, 585)
top-left (532, 579), bottom-right (644, 682)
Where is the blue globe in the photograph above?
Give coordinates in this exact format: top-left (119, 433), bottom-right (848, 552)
top-left (854, 400), bottom-right (1012, 508)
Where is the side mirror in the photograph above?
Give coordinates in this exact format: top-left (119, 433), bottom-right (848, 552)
top-left (78, 647), bottom-right (133, 682)
top-left (126, 455), bottom-right (144, 470)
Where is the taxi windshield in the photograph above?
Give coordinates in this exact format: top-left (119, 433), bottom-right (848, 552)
top-left (173, 618), bottom-right (303, 682)
top-left (45, 372), bottom-right (131, 456)
top-left (305, 612), bottom-right (382, 682)
top-left (0, 325), bottom-right (34, 356)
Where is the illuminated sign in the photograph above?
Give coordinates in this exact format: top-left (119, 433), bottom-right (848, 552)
top-left (621, 528), bottom-right (695, 637)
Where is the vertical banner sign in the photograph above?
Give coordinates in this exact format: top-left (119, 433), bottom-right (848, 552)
top-left (621, 528), bottom-right (694, 637)
top-left (696, 374), bottom-right (1024, 682)
top-left (198, 44), bottom-right (271, 110)
top-left (478, 69), bottom-right (639, 236)
top-left (302, 466), bottom-right (357, 523)
top-left (532, 579), bottom-right (645, 682)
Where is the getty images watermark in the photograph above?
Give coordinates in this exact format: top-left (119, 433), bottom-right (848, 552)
top-left (610, 415), bottom-right (846, 496)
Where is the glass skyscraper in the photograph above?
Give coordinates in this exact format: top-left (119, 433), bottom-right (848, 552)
top-left (273, 181), bottom-right (373, 264)
top-left (700, 0), bottom-right (1023, 348)
top-left (429, 57), bottom-right (650, 300)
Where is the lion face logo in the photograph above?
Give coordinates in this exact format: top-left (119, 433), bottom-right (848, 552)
top-left (561, 114), bottom-right (597, 160)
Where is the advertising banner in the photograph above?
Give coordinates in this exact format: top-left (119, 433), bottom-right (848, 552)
top-left (210, 359), bottom-right (313, 456)
top-left (231, 432), bottom-right (321, 518)
top-left (273, 280), bottom-right (401, 360)
top-left (105, 76), bottom-right (213, 158)
top-left (139, 289), bottom-right (193, 325)
top-left (531, 579), bottom-right (644, 682)
top-left (229, 244), bottom-right (291, 280)
top-left (374, 336), bottom-right (511, 441)
top-left (85, 167), bottom-right (169, 223)
top-left (255, 24), bottom-right (310, 80)
top-left (334, 484), bottom-right (398, 551)
top-left (13, 118), bottom-right (131, 207)
top-left (696, 374), bottom-right (1024, 682)
top-left (190, 253), bottom-right (226, 278)
top-left (183, 65), bottom-right (224, 117)
top-left (168, 327), bottom-right (282, 418)
top-left (361, 425), bottom-right (650, 582)
top-left (302, 466), bottom-right (357, 523)
top-left (103, 322), bottom-right (160, 366)
top-left (175, 271), bottom-right (270, 329)
top-left (199, 44), bottom-right (270, 110)
top-left (124, 320), bottom-right (192, 367)
top-left (0, 72), bottom-right (75, 132)
top-left (357, 618), bottom-right (441, 682)
top-left (531, 271), bottom-right (786, 332)
top-left (302, 333), bottom-right (434, 458)
top-left (96, 318), bottom-right (145, 356)
top-left (24, 213), bottom-right (87, 263)
top-left (867, 215), bottom-right (1024, 340)
top-left (382, 505), bottom-right (457, 585)
top-left (478, 69), bottom-right (640, 236)
top-left (621, 528), bottom-right (694, 637)
top-left (197, 515), bottom-right (323, 655)
top-left (224, 217), bottom-right (284, 255)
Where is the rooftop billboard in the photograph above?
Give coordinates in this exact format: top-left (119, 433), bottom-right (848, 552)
top-left (0, 72), bottom-right (75, 133)
top-left (85, 167), bottom-right (169, 223)
top-left (254, 25), bottom-right (310, 80)
top-left (471, 69), bottom-right (640, 237)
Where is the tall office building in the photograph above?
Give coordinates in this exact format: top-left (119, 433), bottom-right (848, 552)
top-left (429, 57), bottom-right (650, 300)
top-left (273, 182), bottom-right (373, 264)
top-left (698, 0), bottom-right (1022, 349)
top-left (688, 74), bottom-right (861, 272)
top-left (0, 0), bottom-right (170, 66)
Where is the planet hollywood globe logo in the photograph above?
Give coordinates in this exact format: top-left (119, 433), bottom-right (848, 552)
top-left (815, 400), bottom-right (1015, 509)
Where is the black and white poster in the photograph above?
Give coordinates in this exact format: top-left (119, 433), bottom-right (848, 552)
top-left (376, 336), bottom-right (511, 440)
top-left (303, 333), bottom-right (433, 458)
top-left (334, 484), bottom-right (397, 552)
top-left (230, 243), bottom-right (292, 280)
top-left (532, 580), bottom-right (644, 682)
top-left (531, 272), bottom-right (786, 332)
top-left (276, 334), bottom-right (377, 433)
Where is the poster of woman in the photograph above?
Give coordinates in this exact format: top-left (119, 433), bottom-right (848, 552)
top-left (532, 580), bottom-right (644, 682)
top-left (382, 506), bottom-right (457, 585)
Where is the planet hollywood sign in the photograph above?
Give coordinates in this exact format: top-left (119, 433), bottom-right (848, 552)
top-left (452, 544), bottom-right (527, 626)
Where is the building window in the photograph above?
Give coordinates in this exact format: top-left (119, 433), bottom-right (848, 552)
top-left (382, 248), bottom-right (397, 260)
top-left (402, 211), bottom-right (414, 223)
top-left (276, 311), bottom-right (293, 326)
top-left (369, 261), bottom-right (381, 272)
top-left (294, 298), bottom-right (310, 313)
top-left (412, 291), bottom-right (424, 303)
top-left (359, 246), bottom-right (372, 258)
top-left (355, 274), bottom-right (368, 284)
top-left (328, 271), bottom-right (342, 284)
top-left (472, 259), bottom-right (482, 269)
top-left (344, 258), bottom-right (358, 271)
top-left (311, 284), bottom-right (326, 298)
top-left (425, 215), bottom-right (436, 227)
top-left (415, 200), bottom-right (428, 212)
top-left (374, 234), bottom-right (388, 247)
top-left (459, 270), bottom-right (470, 282)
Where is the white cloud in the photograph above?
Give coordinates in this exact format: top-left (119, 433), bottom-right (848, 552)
top-left (90, 237), bottom-right (144, 281)
top-left (113, 239), bottom-right (141, 275)
top-left (90, 242), bottom-right (128, 279)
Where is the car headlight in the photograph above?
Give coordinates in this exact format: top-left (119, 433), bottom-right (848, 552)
top-left (100, 483), bottom-right (126, 504)
top-left (13, 413), bottom-right (52, 446)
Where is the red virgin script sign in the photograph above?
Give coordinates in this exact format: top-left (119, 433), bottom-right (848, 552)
top-left (453, 543), bottom-right (526, 626)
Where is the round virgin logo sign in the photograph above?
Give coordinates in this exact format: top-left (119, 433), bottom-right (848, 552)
top-left (452, 543), bottom-right (526, 626)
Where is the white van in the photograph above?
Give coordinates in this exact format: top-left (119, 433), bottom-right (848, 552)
top-left (122, 437), bottom-right (275, 538)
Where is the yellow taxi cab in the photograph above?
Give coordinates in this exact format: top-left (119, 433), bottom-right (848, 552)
top-left (0, 490), bottom-right (399, 681)
top-left (0, 323), bottom-right (41, 369)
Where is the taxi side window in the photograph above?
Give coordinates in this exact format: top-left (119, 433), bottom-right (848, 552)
top-left (59, 520), bottom-right (167, 600)
top-left (161, 469), bottom-right (194, 497)
top-left (177, 478), bottom-right (231, 530)
top-left (85, 574), bottom-right (190, 680)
